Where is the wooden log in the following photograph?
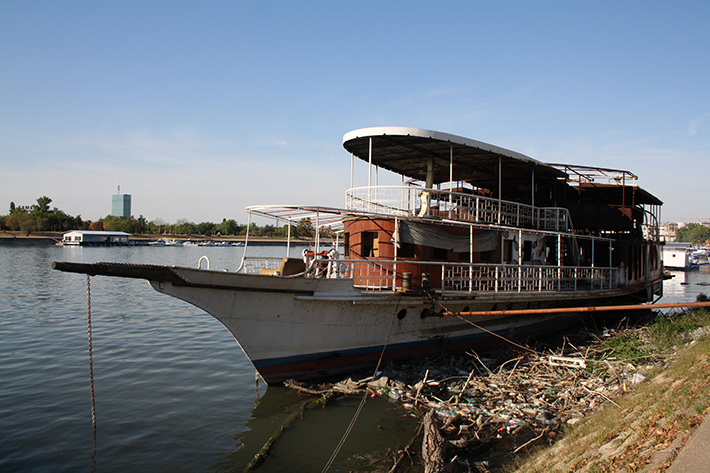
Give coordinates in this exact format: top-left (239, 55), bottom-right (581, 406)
top-left (422, 409), bottom-right (448, 473)
top-left (244, 394), bottom-right (332, 472)
top-left (244, 407), bottom-right (303, 472)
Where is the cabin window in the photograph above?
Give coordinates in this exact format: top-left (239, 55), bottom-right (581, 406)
top-left (650, 246), bottom-right (659, 270)
top-left (431, 247), bottom-right (448, 260)
top-left (343, 233), bottom-right (350, 257)
top-left (480, 250), bottom-right (493, 262)
top-left (523, 240), bottom-right (533, 263)
top-left (398, 241), bottom-right (416, 258)
top-left (362, 231), bottom-right (379, 257)
top-left (459, 252), bottom-right (470, 262)
top-left (503, 240), bottom-right (514, 263)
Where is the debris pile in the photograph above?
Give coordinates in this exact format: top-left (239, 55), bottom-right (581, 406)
top-left (284, 326), bottom-right (661, 471)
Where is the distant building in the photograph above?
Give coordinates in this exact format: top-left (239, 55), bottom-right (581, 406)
top-left (112, 186), bottom-right (132, 218)
top-left (15, 204), bottom-right (59, 212)
top-left (660, 222), bottom-right (679, 241)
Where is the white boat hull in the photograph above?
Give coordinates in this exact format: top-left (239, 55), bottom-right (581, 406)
top-left (147, 265), bottom-right (653, 383)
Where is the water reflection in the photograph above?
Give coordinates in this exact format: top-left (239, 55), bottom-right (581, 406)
top-left (2, 243), bottom-right (709, 473)
top-left (662, 267), bottom-right (710, 306)
top-left (214, 386), bottom-right (420, 472)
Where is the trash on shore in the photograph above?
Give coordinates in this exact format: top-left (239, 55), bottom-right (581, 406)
top-left (281, 321), bottom-right (682, 472)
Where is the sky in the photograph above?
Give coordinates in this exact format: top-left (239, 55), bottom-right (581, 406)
top-left (1, 1), bottom-right (708, 225)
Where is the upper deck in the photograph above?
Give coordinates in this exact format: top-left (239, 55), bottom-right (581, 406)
top-left (342, 127), bottom-right (662, 240)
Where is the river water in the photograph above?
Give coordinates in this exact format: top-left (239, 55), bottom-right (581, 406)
top-left (1, 243), bottom-right (707, 472)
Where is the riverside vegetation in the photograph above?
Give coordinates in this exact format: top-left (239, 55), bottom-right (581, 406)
top-left (269, 303), bottom-right (710, 472)
top-left (1, 196), bottom-right (321, 238)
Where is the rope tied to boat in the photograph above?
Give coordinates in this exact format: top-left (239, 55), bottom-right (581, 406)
top-left (321, 295), bottom-right (403, 473)
top-left (424, 291), bottom-right (539, 355)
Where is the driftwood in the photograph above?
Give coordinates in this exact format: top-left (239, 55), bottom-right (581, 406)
top-left (244, 392), bottom-right (334, 472)
top-left (244, 405), bottom-right (304, 472)
top-left (422, 409), bottom-right (448, 473)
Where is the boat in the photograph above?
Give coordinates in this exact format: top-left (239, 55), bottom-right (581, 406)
top-left (52, 127), bottom-right (665, 384)
top-left (663, 243), bottom-right (693, 270)
top-left (663, 244), bottom-right (710, 270)
top-left (59, 230), bottom-right (132, 247)
top-left (690, 249), bottom-right (709, 268)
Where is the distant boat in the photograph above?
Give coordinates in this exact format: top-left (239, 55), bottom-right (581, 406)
top-left (165, 239), bottom-right (183, 247)
top-left (59, 230), bottom-right (131, 247)
top-left (148, 239), bottom-right (166, 247)
top-left (690, 249), bottom-right (709, 268)
top-left (662, 243), bottom-right (692, 270)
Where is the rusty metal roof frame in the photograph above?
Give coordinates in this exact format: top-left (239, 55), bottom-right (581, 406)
top-left (548, 163), bottom-right (663, 206)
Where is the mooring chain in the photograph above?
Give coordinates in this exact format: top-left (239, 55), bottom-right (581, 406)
top-left (87, 275), bottom-right (97, 442)
top-left (321, 294), bottom-right (404, 473)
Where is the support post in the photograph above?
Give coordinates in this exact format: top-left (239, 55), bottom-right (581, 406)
top-left (469, 226), bottom-right (473, 293)
top-left (287, 218), bottom-right (291, 258)
top-left (557, 234), bottom-right (562, 291)
top-left (238, 211), bottom-right (252, 272)
top-left (498, 156), bottom-right (502, 225)
top-left (518, 230), bottom-right (523, 292)
top-left (449, 145), bottom-right (453, 219)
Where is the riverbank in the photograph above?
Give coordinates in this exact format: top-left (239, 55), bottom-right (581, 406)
top-left (509, 331), bottom-right (710, 473)
top-left (0, 230), bottom-right (63, 242)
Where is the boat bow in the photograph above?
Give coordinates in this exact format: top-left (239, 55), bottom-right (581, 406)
top-left (52, 261), bottom-right (186, 283)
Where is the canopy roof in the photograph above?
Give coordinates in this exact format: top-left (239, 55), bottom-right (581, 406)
top-left (575, 183), bottom-right (664, 206)
top-left (342, 126), bottom-right (568, 187)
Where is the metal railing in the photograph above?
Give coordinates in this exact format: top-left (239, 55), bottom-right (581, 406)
top-left (345, 186), bottom-right (572, 232)
top-left (442, 264), bottom-right (615, 293)
top-left (241, 255), bottom-right (617, 294)
top-left (241, 257), bottom-right (284, 274)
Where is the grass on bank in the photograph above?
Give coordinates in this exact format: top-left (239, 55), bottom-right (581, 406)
top-left (509, 306), bottom-right (710, 473)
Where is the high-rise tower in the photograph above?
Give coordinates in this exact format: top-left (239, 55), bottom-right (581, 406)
top-left (111, 185), bottom-right (132, 218)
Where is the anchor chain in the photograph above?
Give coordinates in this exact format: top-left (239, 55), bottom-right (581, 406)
top-left (87, 275), bottom-right (97, 440)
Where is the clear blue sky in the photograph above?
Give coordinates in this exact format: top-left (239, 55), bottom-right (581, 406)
top-left (2, 1), bottom-right (708, 225)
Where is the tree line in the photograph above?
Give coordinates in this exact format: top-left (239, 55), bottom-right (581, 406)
top-left (675, 222), bottom-right (710, 246)
top-left (1, 196), bottom-right (317, 238)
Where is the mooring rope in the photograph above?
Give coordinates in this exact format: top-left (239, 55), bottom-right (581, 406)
top-left (425, 291), bottom-right (539, 355)
top-left (87, 275), bottom-right (97, 451)
top-left (321, 296), bottom-right (402, 473)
